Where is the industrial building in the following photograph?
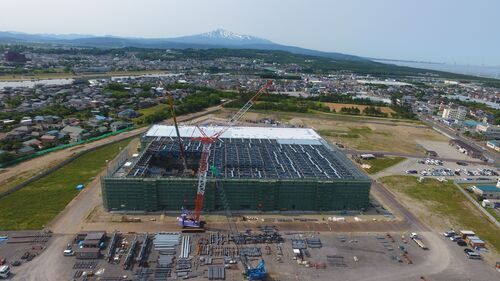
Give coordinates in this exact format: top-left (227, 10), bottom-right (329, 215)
top-left (102, 125), bottom-right (371, 212)
top-left (449, 139), bottom-right (483, 158)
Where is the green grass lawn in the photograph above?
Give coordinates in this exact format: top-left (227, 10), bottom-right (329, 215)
top-left (0, 138), bottom-right (132, 230)
top-left (134, 103), bottom-right (169, 124)
top-left (362, 157), bottom-right (405, 174)
top-left (380, 175), bottom-right (500, 252)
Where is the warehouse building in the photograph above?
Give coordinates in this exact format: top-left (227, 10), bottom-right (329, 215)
top-left (102, 125), bottom-right (371, 212)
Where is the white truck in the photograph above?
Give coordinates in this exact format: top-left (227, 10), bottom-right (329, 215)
top-left (410, 232), bottom-right (428, 250)
top-left (0, 265), bottom-right (10, 279)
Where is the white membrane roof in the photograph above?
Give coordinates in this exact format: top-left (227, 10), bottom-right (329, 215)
top-left (145, 125), bottom-right (322, 141)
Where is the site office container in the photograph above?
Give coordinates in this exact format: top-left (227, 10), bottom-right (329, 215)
top-left (102, 176), bottom-right (371, 212)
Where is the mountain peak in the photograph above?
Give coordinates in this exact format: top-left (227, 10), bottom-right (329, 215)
top-left (169, 28), bottom-right (273, 45)
top-left (201, 28), bottom-right (252, 40)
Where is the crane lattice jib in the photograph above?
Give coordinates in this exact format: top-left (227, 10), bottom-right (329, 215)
top-left (192, 80), bottom-right (273, 221)
top-left (194, 142), bottom-right (212, 220)
top-left (212, 80), bottom-right (273, 139)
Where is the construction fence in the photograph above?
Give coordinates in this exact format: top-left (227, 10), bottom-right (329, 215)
top-left (101, 177), bottom-right (371, 212)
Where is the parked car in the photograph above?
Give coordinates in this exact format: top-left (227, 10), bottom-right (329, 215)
top-left (0, 265), bottom-right (9, 279)
top-left (464, 248), bottom-right (481, 259)
top-left (450, 235), bottom-right (461, 242)
top-left (456, 239), bottom-right (467, 246)
top-left (406, 170), bottom-right (418, 174)
top-left (443, 230), bottom-right (456, 237)
top-left (456, 162), bottom-right (468, 166)
top-left (63, 249), bottom-right (74, 256)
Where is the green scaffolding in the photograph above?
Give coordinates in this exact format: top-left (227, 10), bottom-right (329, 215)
top-left (102, 177), bottom-right (371, 212)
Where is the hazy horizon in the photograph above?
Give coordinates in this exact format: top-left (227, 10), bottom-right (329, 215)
top-left (2, 0), bottom-right (499, 66)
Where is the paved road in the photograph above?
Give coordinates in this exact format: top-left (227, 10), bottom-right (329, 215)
top-left (343, 149), bottom-right (488, 165)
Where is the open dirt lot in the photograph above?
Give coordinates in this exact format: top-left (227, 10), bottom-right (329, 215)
top-left (416, 140), bottom-right (480, 161)
top-left (3, 230), bottom-right (499, 281)
top-left (214, 109), bottom-right (447, 154)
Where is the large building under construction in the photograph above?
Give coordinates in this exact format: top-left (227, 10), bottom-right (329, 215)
top-left (102, 125), bottom-right (371, 212)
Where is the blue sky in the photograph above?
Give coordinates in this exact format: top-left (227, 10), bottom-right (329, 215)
top-left (2, 0), bottom-right (499, 66)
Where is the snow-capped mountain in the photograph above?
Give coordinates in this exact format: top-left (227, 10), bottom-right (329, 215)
top-left (0, 29), bottom-right (366, 62)
top-left (168, 28), bottom-right (273, 45)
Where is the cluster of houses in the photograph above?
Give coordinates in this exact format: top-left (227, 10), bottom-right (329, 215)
top-left (0, 114), bottom-right (133, 157)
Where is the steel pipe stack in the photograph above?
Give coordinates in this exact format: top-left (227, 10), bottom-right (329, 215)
top-left (180, 235), bottom-right (191, 259)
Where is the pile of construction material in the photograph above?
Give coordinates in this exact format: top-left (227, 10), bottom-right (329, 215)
top-left (154, 232), bottom-right (179, 280)
top-left (208, 266), bottom-right (226, 280)
top-left (176, 258), bottom-right (192, 278)
top-left (154, 233), bottom-right (180, 250)
top-left (306, 238), bottom-right (322, 248)
top-left (180, 236), bottom-right (191, 259)
top-left (292, 239), bottom-right (307, 250)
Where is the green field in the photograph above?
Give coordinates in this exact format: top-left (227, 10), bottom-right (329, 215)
top-left (380, 176), bottom-right (500, 252)
top-left (0, 138), bottom-right (132, 230)
top-left (362, 157), bottom-right (405, 174)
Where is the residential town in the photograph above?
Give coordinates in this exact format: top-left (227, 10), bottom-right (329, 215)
top-left (0, 47), bottom-right (499, 164)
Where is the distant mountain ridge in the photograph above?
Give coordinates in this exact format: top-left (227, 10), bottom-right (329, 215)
top-left (0, 29), bottom-right (366, 62)
top-left (168, 28), bottom-right (273, 45)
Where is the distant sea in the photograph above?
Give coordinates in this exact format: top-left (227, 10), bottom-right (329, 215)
top-left (374, 60), bottom-right (500, 80)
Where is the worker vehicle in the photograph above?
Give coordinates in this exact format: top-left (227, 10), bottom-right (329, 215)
top-left (0, 265), bottom-right (10, 279)
top-left (63, 249), bottom-right (75, 256)
top-left (442, 230), bottom-right (455, 237)
top-left (464, 248), bottom-right (481, 259)
top-left (410, 232), bottom-right (428, 250)
top-left (63, 243), bottom-right (75, 256)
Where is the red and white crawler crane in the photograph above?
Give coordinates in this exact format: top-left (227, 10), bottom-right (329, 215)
top-left (178, 80), bottom-right (273, 230)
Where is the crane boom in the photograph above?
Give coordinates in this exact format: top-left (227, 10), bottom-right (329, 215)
top-left (167, 94), bottom-right (188, 172)
top-left (193, 142), bottom-right (211, 220)
top-left (190, 80), bottom-right (273, 222)
top-left (213, 80), bottom-right (273, 139)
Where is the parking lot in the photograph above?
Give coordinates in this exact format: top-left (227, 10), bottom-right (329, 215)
top-left (377, 157), bottom-right (498, 181)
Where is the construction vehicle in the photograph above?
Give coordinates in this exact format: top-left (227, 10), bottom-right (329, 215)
top-left (160, 82), bottom-right (189, 173)
top-left (177, 80), bottom-right (273, 231)
top-left (179, 80), bottom-right (272, 279)
top-left (0, 265), bottom-right (10, 279)
top-left (410, 232), bottom-right (428, 250)
top-left (166, 92), bottom-right (188, 173)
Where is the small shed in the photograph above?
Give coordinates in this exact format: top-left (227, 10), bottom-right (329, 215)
top-left (466, 236), bottom-right (486, 248)
top-left (459, 230), bottom-right (476, 239)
